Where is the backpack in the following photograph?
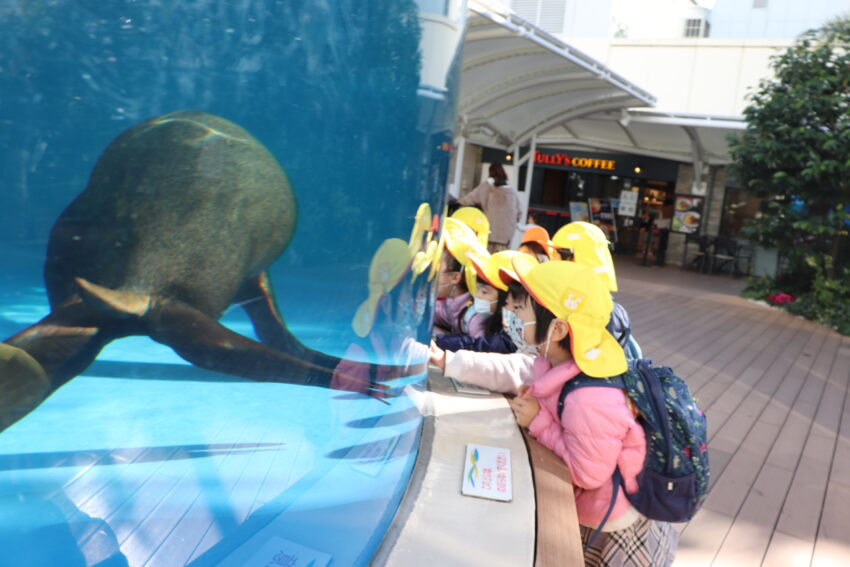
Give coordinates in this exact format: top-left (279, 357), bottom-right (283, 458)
top-left (607, 302), bottom-right (632, 348)
top-left (557, 358), bottom-right (709, 533)
top-left (608, 302), bottom-right (643, 361)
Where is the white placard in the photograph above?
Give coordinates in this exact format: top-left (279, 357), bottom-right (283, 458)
top-left (451, 378), bottom-right (491, 396)
top-left (691, 180), bottom-right (707, 196)
top-left (618, 190), bottom-right (638, 217)
top-left (461, 444), bottom-right (512, 502)
top-left (230, 536), bottom-right (331, 567)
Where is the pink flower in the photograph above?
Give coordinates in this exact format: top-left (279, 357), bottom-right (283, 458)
top-left (767, 293), bottom-right (796, 305)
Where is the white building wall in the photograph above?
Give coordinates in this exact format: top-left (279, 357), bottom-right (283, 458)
top-left (600, 38), bottom-right (791, 115)
top-left (556, 0), bottom-right (848, 116)
top-left (710, 0), bottom-right (850, 39)
top-left (563, 0), bottom-right (613, 38)
top-left (610, 0), bottom-right (709, 39)
top-left (501, 0), bottom-right (612, 37)
top-left (482, 0), bottom-right (847, 124)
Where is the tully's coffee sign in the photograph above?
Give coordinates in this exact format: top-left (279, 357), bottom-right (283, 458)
top-left (534, 151), bottom-right (616, 171)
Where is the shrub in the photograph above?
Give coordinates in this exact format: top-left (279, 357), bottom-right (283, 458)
top-left (743, 263), bottom-right (850, 335)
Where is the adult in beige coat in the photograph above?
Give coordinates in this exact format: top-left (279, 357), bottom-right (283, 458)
top-left (458, 163), bottom-right (522, 252)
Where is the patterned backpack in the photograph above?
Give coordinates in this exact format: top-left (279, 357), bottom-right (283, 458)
top-left (557, 358), bottom-right (709, 530)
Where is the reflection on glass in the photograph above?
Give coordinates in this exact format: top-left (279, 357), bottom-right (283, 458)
top-left (0, 1), bottom-right (466, 565)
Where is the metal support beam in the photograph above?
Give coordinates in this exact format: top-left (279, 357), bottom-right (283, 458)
top-left (449, 135), bottom-right (467, 199)
top-left (515, 134), bottom-right (537, 246)
top-left (683, 126), bottom-right (706, 195)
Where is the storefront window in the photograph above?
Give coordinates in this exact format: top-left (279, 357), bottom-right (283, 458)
top-left (720, 187), bottom-right (762, 238)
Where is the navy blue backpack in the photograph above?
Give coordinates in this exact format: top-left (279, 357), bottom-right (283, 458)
top-left (557, 358), bottom-right (709, 544)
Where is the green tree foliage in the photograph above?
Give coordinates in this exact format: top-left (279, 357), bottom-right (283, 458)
top-left (730, 18), bottom-right (850, 272)
top-left (729, 17), bottom-right (850, 333)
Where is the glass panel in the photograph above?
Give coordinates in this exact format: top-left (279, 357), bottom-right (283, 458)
top-left (0, 1), bottom-right (466, 565)
top-left (720, 187), bottom-right (761, 238)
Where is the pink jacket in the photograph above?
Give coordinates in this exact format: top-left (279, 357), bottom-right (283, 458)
top-left (527, 357), bottom-right (646, 527)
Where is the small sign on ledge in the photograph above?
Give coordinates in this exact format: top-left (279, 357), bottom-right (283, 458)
top-left (451, 377), bottom-right (491, 396)
top-left (461, 444), bottom-right (512, 502)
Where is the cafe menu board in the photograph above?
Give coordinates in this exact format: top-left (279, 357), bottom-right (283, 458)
top-left (617, 190), bottom-right (639, 217)
top-left (588, 198), bottom-right (618, 243)
top-left (671, 194), bottom-right (705, 234)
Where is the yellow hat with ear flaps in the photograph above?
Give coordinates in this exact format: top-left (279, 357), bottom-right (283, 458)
top-left (407, 202), bottom-right (433, 256)
top-left (443, 217), bottom-right (488, 296)
top-left (451, 206), bottom-right (490, 248)
top-left (551, 221), bottom-right (618, 292)
top-left (352, 238), bottom-right (413, 337)
top-left (429, 213), bottom-right (449, 282)
top-left (511, 255), bottom-right (627, 378)
top-left (469, 250), bottom-right (524, 291)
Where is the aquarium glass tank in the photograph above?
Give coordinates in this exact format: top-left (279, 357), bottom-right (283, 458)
top-left (0, 1), bottom-right (466, 565)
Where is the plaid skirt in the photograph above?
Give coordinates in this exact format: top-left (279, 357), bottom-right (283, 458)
top-left (579, 517), bottom-right (678, 567)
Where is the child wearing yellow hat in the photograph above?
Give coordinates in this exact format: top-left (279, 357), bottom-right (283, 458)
top-left (428, 252), bottom-right (539, 394)
top-left (433, 250), bottom-right (525, 355)
top-left (433, 218), bottom-right (489, 338)
top-left (450, 206), bottom-right (490, 249)
top-left (506, 255), bottom-right (677, 566)
top-left (551, 221), bottom-right (642, 360)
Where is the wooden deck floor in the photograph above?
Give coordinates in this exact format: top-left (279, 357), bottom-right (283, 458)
top-left (614, 260), bottom-right (850, 567)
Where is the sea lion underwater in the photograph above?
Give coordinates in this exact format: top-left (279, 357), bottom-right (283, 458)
top-left (1, 110), bottom-right (398, 431)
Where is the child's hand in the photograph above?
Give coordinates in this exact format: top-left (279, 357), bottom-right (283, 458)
top-left (331, 358), bottom-right (391, 403)
top-left (509, 389), bottom-right (540, 428)
top-left (429, 340), bottom-right (446, 370)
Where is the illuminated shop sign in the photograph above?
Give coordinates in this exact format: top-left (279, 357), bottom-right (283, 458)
top-left (534, 151), bottom-right (616, 171)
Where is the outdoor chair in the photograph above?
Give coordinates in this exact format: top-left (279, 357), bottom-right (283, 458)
top-left (711, 237), bottom-right (753, 277)
top-left (681, 234), bottom-right (713, 273)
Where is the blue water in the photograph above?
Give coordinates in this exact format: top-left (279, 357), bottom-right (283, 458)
top-left (0, 1), bottom-right (465, 565)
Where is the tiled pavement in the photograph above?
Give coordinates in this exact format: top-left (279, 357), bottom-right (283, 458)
top-left (614, 259), bottom-right (850, 567)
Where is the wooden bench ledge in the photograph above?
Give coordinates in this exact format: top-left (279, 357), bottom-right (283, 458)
top-left (521, 428), bottom-right (584, 566)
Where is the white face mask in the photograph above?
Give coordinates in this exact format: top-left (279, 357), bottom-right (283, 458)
top-left (538, 320), bottom-right (557, 360)
top-left (502, 308), bottom-right (538, 355)
top-left (473, 297), bottom-right (495, 316)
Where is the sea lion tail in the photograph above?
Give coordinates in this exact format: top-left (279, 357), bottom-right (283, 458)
top-left (75, 278), bottom-right (153, 319)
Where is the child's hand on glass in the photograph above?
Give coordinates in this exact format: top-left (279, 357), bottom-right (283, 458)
top-left (428, 340), bottom-right (446, 370)
top-left (330, 345), bottom-right (392, 403)
top-left (509, 385), bottom-right (539, 428)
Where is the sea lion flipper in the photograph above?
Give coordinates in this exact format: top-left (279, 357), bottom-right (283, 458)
top-left (233, 272), bottom-right (293, 350)
top-left (0, 344), bottom-right (51, 431)
top-left (234, 272), bottom-right (385, 375)
top-left (3, 300), bottom-right (109, 394)
top-left (75, 278), bottom-right (152, 318)
top-left (143, 297), bottom-right (336, 386)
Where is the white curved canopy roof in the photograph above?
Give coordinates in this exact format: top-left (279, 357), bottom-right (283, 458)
top-left (459, 0), bottom-right (657, 149)
top-left (538, 109), bottom-right (746, 165)
top-left (458, 1), bottom-right (745, 166)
